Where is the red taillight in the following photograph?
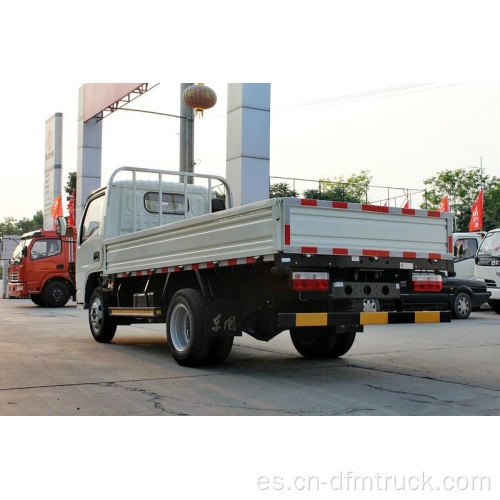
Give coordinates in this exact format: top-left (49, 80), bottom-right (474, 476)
top-left (412, 274), bottom-right (443, 292)
top-left (292, 272), bottom-right (330, 291)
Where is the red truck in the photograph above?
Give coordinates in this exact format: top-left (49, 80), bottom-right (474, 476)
top-left (8, 228), bottom-right (76, 307)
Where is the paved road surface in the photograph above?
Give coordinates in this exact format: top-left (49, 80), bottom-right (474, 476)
top-left (1, 299), bottom-right (499, 415)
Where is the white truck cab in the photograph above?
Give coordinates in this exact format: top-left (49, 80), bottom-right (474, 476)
top-left (453, 232), bottom-right (483, 279)
top-left (474, 228), bottom-right (500, 313)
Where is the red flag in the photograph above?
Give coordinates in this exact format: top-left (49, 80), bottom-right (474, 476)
top-left (437, 195), bottom-right (449, 212)
top-left (50, 195), bottom-right (63, 228)
top-left (468, 190), bottom-right (484, 232)
top-left (68, 189), bottom-right (76, 227)
top-left (403, 199), bottom-right (410, 209)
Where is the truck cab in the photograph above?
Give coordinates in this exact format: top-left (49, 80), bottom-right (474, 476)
top-left (8, 229), bottom-right (76, 307)
top-left (474, 228), bottom-right (500, 313)
top-left (453, 232), bottom-right (483, 279)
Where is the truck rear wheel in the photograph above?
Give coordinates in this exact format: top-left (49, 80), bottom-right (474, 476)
top-left (166, 289), bottom-right (211, 367)
top-left (89, 288), bottom-right (117, 343)
top-left (290, 327), bottom-right (336, 358)
top-left (30, 294), bottom-right (46, 307)
top-left (327, 331), bottom-right (357, 358)
top-left (205, 337), bottom-right (234, 365)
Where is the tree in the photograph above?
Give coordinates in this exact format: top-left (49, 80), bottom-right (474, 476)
top-left (0, 210), bottom-right (44, 236)
top-left (422, 168), bottom-right (500, 232)
top-left (304, 170), bottom-right (372, 203)
top-left (270, 182), bottom-right (299, 198)
top-left (0, 217), bottom-right (18, 235)
top-left (65, 171), bottom-right (76, 202)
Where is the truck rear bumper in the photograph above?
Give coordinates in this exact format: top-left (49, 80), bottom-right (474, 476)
top-left (279, 311), bottom-right (451, 329)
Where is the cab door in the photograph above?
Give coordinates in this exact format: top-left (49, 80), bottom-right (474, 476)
top-left (454, 237), bottom-right (479, 279)
top-left (25, 238), bottom-right (63, 292)
top-left (76, 193), bottom-right (105, 307)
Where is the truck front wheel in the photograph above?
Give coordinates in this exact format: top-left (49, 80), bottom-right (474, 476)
top-left (43, 281), bottom-right (70, 307)
top-left (166, 289), bottom-right (211, 367)
top-left (89, 288), bottom-right (117, 343)
top-left (488, 299), bottom-right (500, 314)
top-left (30, 294), bottom-right (46, 307)
top-left (290, 327), bottom-right (336, 358)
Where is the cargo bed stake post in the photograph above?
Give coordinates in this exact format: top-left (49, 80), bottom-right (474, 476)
top-left (133, 170), bottom-right (137, 233)
top-left (208, 177), bottom-right (212, 214)
top-left (158, 172), bottom-right (163, 227)
top-left (184, 172), bottom-right (188, 220)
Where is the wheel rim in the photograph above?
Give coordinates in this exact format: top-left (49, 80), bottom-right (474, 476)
top-left (170, 303), bottom-right (191, 352)
top-left (363, 299), bottom-right (378, 312)
top-left (90, 297), bottom-right (103, 332)
top-left (457, 296), bottom-right (470, 317)
top-left (296, 328), bottom-right (320, 345)
top-left (50, 286), bottom-right (64, 303)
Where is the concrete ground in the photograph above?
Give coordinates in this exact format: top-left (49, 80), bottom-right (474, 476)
top-left (0, 298), bottom-right (499, 416)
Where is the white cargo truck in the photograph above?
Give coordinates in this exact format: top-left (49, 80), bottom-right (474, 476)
top-left (474, 228), bottom-right (500, 313)
top-left (73, 167), bottom-right (453, 366)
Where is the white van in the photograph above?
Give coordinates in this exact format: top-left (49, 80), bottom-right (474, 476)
top-left (474, 228), bottom-right (500, 313)
top-left (453, 232), bottom-right (483, 279)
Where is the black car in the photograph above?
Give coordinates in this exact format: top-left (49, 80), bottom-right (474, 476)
top-left (364, 277), bottom-right (490, 319)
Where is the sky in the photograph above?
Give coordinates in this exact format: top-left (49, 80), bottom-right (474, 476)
top-left (1, 81), bottom-right (499, 220)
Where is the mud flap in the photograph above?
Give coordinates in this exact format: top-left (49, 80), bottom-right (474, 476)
top-left (204, 300), bottom-right (243, 338)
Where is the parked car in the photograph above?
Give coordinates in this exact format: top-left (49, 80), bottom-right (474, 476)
top-left (364, 277), bottom-right (490, 319)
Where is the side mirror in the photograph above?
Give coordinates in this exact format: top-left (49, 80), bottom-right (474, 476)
top-left (22, 246), bottom-right (28, 257)
top-left (56, 216), bottom-right (67, 236)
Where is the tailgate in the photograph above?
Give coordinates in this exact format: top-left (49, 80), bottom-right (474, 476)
top-left (282, 199), bottom-right (453, 260)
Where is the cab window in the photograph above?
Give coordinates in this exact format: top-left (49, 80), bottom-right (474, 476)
top-left (454, 238), bottom-right (478, 262)
top-left (81, 195), bottom-right (105, 244)
top-left (31, 239), bottom-right (61, 261)
top-left (144, 192), bottom-right (186, 215)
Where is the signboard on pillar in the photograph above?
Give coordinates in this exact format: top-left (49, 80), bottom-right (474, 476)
top-left (44, 113), bottom-right (63, 230)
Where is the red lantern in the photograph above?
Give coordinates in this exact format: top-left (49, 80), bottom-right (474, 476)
top-left (183, 83), bottom-right (217, 117)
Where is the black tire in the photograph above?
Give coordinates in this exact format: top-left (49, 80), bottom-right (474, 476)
top-left (89, 288), bottom-right (117, 343)
top-left (166, 289), bottom-right (211, 367)
top-left (42, 281), bottom-right (70, 307)
top-left (451, 291), bottom-right (472, 319)
top-left (327, 331), bottom-right (357, 358)
top-left (488, 299), bottom-right (500, 314)
top-left (30, 294), bottom-right (46, 307)
top-left (205, 337), bottom-right (234, 365)
top-left (290, 327), bottom-right (336, 358)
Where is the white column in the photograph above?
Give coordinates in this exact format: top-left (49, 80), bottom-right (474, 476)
top-left (76, 85), bottom-right (102, 227)
top-left (226, 83), bottom-right (271, 206)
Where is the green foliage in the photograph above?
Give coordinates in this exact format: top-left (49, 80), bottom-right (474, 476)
top-left (65, 171), bottom-right (76, 202)
top-left (270, 182), bottom-right (299, 198)
top-left (0, 210), bottom-right (43, 236)
top-left (422, 168), bottom-right (500, 232)
top-left (304, 170), bottom-right (372, 203)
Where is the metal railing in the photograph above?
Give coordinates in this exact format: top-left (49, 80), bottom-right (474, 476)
top-left (270, 176), bottom-right (428, 208)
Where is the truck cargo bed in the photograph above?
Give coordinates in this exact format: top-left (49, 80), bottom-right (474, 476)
top-left (103, 198), bottom-right (453, 277)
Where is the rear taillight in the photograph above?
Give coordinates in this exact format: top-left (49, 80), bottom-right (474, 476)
top-left (412, 274), bottom-right (443, 292)
top-left (292, 272), bottom-right (330, 291)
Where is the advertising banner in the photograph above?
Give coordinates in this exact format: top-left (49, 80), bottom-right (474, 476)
top-left (44, 113), bottom-right (63, 230)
